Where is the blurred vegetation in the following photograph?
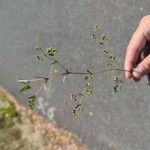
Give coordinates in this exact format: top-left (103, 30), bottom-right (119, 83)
top-left (0, 94), bottom-right (32, 149)
top-left (0, 88), bottom-right (87, 150)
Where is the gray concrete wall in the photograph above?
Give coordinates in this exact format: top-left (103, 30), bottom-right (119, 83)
top-left (0, 0), bottom-right (150, 149)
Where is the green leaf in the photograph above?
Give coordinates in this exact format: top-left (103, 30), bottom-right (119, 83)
top-left (34, 42), bottom-right (41, 51)
top-left (19, 84), bottom-right (31, 93)
top-left (47, 47), bottom-right (57, 56)
top-left (91, 24), bottom-right (99, 32)
top-left (104, 60), bottom-right (111, 67)
top-left (113, 85), bottom-right (122, 93)
top-left (72, 104), bottom-right (84, 118)
top-left (99, 34), bottom-right (110, 40)
top-left (19, 81), bottom-right (31, 93)
top-left (36, 55), bottom-right (41, 61)
top-left (102, 49), bottom-right (109, 54)
top-left (108, 54), bottom-right (115, 60)
top-left (70, 94), bottom-right (77, 102)
top-left (28, 95), bottom-right (37, 109)
top-left (84, 82), bottom-right (93, 94)
top-left (36, 55), bottom-right (44, 61)
top-left (113, 77), bottom-right (123, 93)
top-left (113, 77), bottom-right (123, 84)
top-left (91, 33), bottom-right (96, 39)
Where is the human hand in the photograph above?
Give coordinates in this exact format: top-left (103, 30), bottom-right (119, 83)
top-left (124, 15), bottom-right (150, 81)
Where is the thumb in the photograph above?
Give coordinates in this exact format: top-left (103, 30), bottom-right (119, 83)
top-left (133, 54), bottom-right (150, 79)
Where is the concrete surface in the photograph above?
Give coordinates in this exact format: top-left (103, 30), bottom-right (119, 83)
top-left (0, 0), bottom-right (150, 149)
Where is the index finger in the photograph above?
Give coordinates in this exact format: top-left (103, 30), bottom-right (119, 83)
top-left (124, 23), bottom-right (147, 79)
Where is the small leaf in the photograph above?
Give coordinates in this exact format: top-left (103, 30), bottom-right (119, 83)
top-left (91, 24), bottom-right (99, 32)
top-left (103, 49), bottom-right (109, 54)
top-left (99, 34), bottom-right (110, 40)
top-left (19, 84), bottom-right (31, 93)
top-left (19, 81), bottom-right (31, 93)
top-left (108, 54), bottom-right (115, 60)
top-left (113, 85), bottom-right (122, 93)
top-left (91, 33), bottom-right (96, 39)
top-left (36, 55), bottom-right (41, 61)
top-left (28, 95), bottom-right (36, 109)
top-left (113, 85), bottom-right (118, 93)
top-left (72, 104), bottom-right (84, 118)
top-left (104, 60), bottom-right (111, 67)
top-left (113, 77), bottom-right (123, 93)
top-left (84, 82), bottom-right (93, 94)
top-left (70, 94), bottom-right (77, 102)
top-left (113, 77), bottom-right (123, 84)
top-left (34, 42), bottom-right (41, 50)
top-left (47, 47), bottom-right (57, 56)
top-left (36, 55), bottom-right (44, 61)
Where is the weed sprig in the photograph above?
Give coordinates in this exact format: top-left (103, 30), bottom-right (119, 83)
top-left (18, 25), bottom-right (132, 118)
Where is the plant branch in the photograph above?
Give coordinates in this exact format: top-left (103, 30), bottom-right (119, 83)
top-left (35, 72), bottom-right (66, 80)
top-left (69, 68), bottom-right (131, 75)
top-left (35, 83), bottom-right (44, 96)
top-left (22, 68), bottom-right (132, 83)
top-left (39, 47), bottom-right (68, 71)
top-left (17, 78), bottom-right (44, 82)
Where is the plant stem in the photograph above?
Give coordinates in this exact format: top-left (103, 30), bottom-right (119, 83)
top-left (39, 47), bottom-right (68, 71)
top-left (35, 72), bottom-right (67, 80)
top-left (17, 79), bottom-right (43, 82)
top-left (35, 83), bottom-right (44, 95)
top-left (93, 68), bottom-right (131, 74)
top-left (25, 68), bottom-right (131, 83)
top-left (69, 68), bottom-right (131, 75)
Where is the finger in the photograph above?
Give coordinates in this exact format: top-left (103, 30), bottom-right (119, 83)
top-left (133, 54), bottom-right (150, 79)
top-left (124, 25), bottom-right (147, 79)
top-left (132, 54), bottom-right (142, 82)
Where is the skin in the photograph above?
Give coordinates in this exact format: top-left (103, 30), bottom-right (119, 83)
top-left (124, 15), bottom-right (150, 81)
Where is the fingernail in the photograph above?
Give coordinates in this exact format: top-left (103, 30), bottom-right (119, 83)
top-left (133, 66), bottom-right (143, 78)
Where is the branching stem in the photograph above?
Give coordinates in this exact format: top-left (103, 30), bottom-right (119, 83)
top-left (21, 68), bottom-right (132, 83)
top-left (39, 47), bottom-right (68, 71)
